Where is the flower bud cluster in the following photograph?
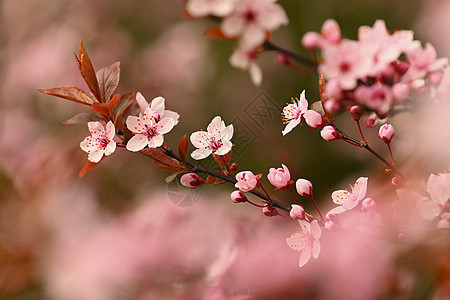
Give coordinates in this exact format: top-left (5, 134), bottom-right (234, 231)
top-left (303, 19), bottom-right (448, 120)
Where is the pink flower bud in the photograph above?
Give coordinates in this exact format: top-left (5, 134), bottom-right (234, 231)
top-left (362, 198), bottom-right (376, 211)
top-left (325, 80), bottom-right (343, 100)
top-left (267, 164), bottom-right (291, 190)
top-left (235, 171), bottom-right (260, 192)
top-left (378, 124), bottom-right (394, 144)
top-left (230, 190), bottom-right (247, 203)
top-left (263, 205), bottom-right (279, 217)
top-left (304, 110), bottom-right (323, 129)
top-left (276, 53), bottom-right (291, 65)
top-left (323, 98), bottom-right (341, 114)
top-left (320, 125), bottom-right (340, 141)
top-left (229, 163), bottom-right (238, 173)
top-left (301, 32), bottom-right (321, 50)
top-left (296, 179), bottom-right (313, 197)
top-left (392, 83), bottom-right (409, 101)
top-left (396, 61), bottom-right (409, 76)
top-left (321, 19), bottom-right (341, 44)
top-left (391, 176), bottom-right (401, 187)
top-left (364, 116), bottom-right (376, 128)
top-left (290, 204), bottom-right (305, 220)
top-left (180, 173), bottom-right (205, 189)
top-left (350, 106), bottom-right (363, 121)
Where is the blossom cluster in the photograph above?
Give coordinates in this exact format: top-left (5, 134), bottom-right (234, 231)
top-left (184, 0), bottom-right (289, 85)
top-left (303, 19), bottom-right (448, 120)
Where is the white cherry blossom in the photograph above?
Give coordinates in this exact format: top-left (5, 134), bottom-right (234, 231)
top-left (190, 116), bottom-right (233, 160)
top-left (80, 121), bottom-right (116, 163)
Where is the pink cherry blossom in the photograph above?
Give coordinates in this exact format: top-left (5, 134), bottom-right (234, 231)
top-left (301, 19), bottom-right (341, 50)
top-left (135, 92), bottom-right (180, 126)
top-left (126, 107), bottom-right (175, 152)
top-left (354, 82), bottom-right (394, 115)
top-left (180, 173), bottom-right (206, 189)
top-left (267, 164), bottom-right (291, 190)
top-left (329, 177), bottom-right (368, 215)
top-left (286, 220), bottom-right (321, 267)
top-left (221, 0), bottom-right (288, 48)
top-left (378, 124), bottom-right (395, 144)
top-left (281, 90), bottom-right (321, 135)
top-left (185, 0), bottom-right (236, 18)
top-left (419, 172), bottom-right (450, 222)
top-left (80, 121), bottom-right (116, 163)
top-left (319, 40), bottom-right (373, 90)
top-left (403, 43), bottom-right (448, 82)
top-left (190, 116), bottom-right (233, 160)
top-left (229, 46), bottom-right (262, 86)
top-left (235, 171), bottom-right (261, 192)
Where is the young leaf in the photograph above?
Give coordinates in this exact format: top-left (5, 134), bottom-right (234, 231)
top-left (206, 175), bottom-right (217, 184)
top-left (74, 40), bottom-right (101, 102)
top-left (63, 113), bottom-right (104, 125)
top-left (165, 172), bottom-right (184, 184)
top-left (113, 92), bottom-right (135, 122)
top-left (212, 149), bottom-right (232, 175)
top-left (178, 134), bottom-right (188, 166)
top-left (97, 62), bottom-right (120, 102)
top-left (141, 148), bottom-right (188, 172)
top-left (38, 86), bottom-right (95, 105)
top-left (79, 161), bottom-right (98, 177)
top-left (92, 102), bottom-right (110, 117)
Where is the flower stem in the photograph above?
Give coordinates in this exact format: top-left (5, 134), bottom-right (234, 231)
top-left (387, 144), bottom-right (395, 166)
top-left (308, 194), bottom-right (323, 219)
top-left (263, 41), bottom-right (317, 70)
top-left (287, 185), bottom-right (301, 206)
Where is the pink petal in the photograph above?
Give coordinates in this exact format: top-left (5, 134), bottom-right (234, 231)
top-left (150, 96), bottom-right (165, 117)
top-left (215, 140), bottom-right (232, 155)
top-left (135, 92), bottom-right (149, 113)
top-left (220, 124), bottom-right (234, 141)
top-left (156, 117), bottom-right (175, 135)
top-left (207, 116), bottom-right (226, 136)
top-left (126, 134), bottom-right (148, 152)
top-left (312, 240), bottom-right (321, 259)
top-left (419, 200), bottom-right (441, 220)
top-left (162, 110), bottom-right (180, 125)
top-left (352, 177), bottom-right (368, 201)
top-left (190, 131), bottom-right (211, 149)
top-left (221, 16), bottom-right (244, 38)
top-left (126, 116), bottom-right (146, 134)
top-left (105, 121), bottom-right (116, 140)
top-left (249, 62), bottom-right (262, 86)
top-left (310, 220), bottom-right (322, 239)
top-left (282, 118), bottom-right (301, 136)
top-left (104, 141), bottom-right (116, 156)
top-left (88, 149), bottom-right (103, 163)
top-left (332, 190), bottom-right (350, 205)
top-left (240, 25), bottom-right (265, 48)
top-left (87, 122), bottom-right (105, 137)
top-left (147, 135), bottom-right (164, 148)
top-left (304, 110), bottom-right (323, 128)
top-left (80, 136), bottom-right (94, 152)
top-left (191, 148), bottom-right (212, 160)
top-left (298, 248), bottom-right (312, 268)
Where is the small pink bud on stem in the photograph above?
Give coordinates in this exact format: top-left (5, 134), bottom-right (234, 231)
top-left (296, 179), bottom-right (313, 197)
top-left (230, 190), bottom-right (248, 203)
top-left (290, 204), bottom-right (306, 220)
top-left (263, 205), bottom-right (279, 217)
top-left (180, 173), bottom-right (206, 189)
top-left (350, 106), bottom-right (363, 121)
top-left (378, 124), bottom-right (395, 144)
top-left (320, 125), bottom-right (341, 141)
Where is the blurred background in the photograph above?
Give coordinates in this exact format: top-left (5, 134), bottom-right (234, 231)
top-left (0, 0), bottom-right (449, 299)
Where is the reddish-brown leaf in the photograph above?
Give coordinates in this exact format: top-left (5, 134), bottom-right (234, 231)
top-left (178, 134), bottom-right (188, 166)
top-left (141, 148), bottom-right (188, 172)
top-left (63, 113), bottom-right (104, 125)
top-left (79, 161), bottom-right (98, 177)
top-left (113, 92), bottom-right (135, 122)
top-left (107, 94), bottom-right (121, 113)
top-left (206, 175), bottom-right (217, 184)
top-left (38, 86), bottom-right (94, 105)
top-left (75, 40), bottom-right (101, 102)
top-left (204, 27), bottom-right (230, 40)
top-left (97, 62), bottom-right (120, 102)
top-left (92, 102), bottom-right (110, 117)
top-left (165, 172), bottom-right (184, 183)
top-left (212, 149), bottom-right (232, 174)
top-left (318, 74), bottom-right (333, 122)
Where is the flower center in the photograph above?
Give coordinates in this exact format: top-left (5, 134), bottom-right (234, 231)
top-left (339, 62), bottom-right (351, 73)
top-left (99, 137), bottom-right (109, 149)
top-left (145, 125), bottom-right (158, 139)
top-left (209, 139), bottom-right (223, 152)
top-left (244, 10), bottom-right (256, 23)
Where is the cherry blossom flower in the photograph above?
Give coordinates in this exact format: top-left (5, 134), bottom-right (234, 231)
top-left (126, 107), bottom-right (175, 152)
top-left (419, 172), bottom-right (450, 222)
top-left (185, 0), bottom-right (236, 18)
top-left (221, 0), bottom-right (288, 48)
top-left (190, 116), bottom-right (233, 160)
top-left (80, 121), bottom-right (116, 163)
top-left (281, 90), bottom-right (322, 135)
top-left (229, 46), bottom-right (262, 86)
top-left (319, 40), bottom-right (373, 90)
top-left (135, 92), bottom-right (180, 126)
top-left (301, 19), bottom-right (341, 50)
top-left (354, 82), bottom-right (394, 115)
top-left (267, 164), bottom-right (292, 190)
top-left (286, 220), bottom-right (321, 267)
top-left (235, 171), bottom-right (261, 192)
top-left (328, 177), bottom-right (368, 215)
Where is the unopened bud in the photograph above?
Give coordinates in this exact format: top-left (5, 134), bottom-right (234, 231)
top-left (290, 204), bottom-right (305, 220)
top-left (229, 163), bottom-right (238, 173)
top-left (230, 190), bottom-right (247, 203)
top-left (350, 106), bottom-right (363, 121)
top-left (320, 125), bottom-right (340, 141)
top-left (276, 53), bottom-right (291, 65)
top-left (304, 110), bottom-right (323, 129)
top-left (301, 32), bottom-right (320, 50)
top-left (378, 124), bottom-right (395, 144)
top-left (263, 205), bottom-right (279, 217)
top-left (364, 117), bottom-right (376, 128)
top-left (180, 173), bottom-right (205, 189)
top-left (362, 198), bottom-right (376, 211)
top-left (296, 179), bottom-right (313, 197)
